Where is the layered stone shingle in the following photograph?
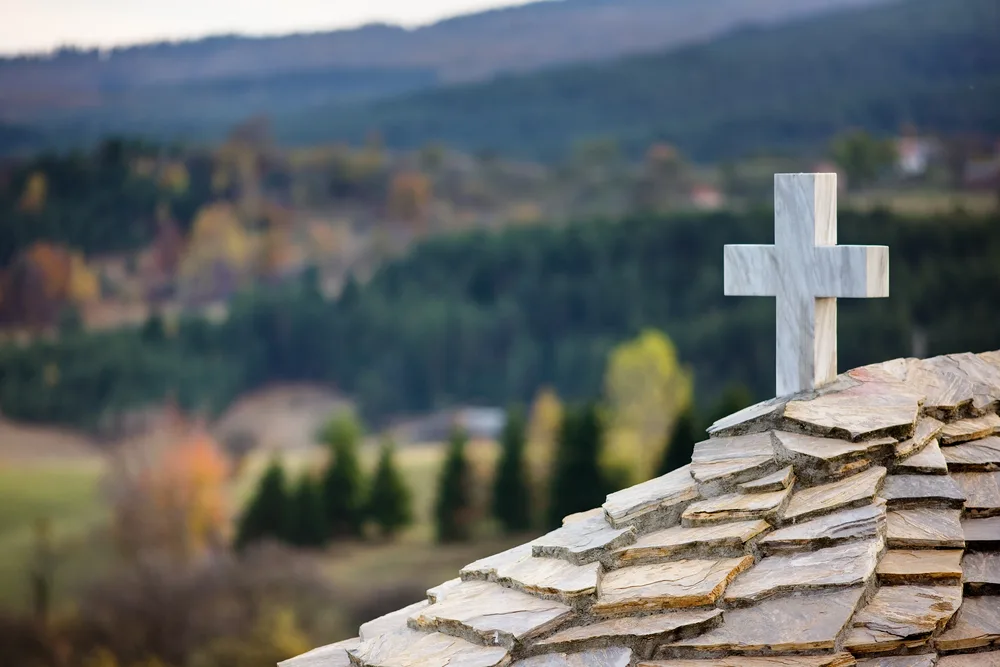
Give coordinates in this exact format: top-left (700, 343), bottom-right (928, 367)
top-left (283, 351), bottom-right (1000, 667)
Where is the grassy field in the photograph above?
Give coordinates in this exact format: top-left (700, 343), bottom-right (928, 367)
top-left (843, 189), bottom-right (997, 216)
top-left (0, 437), bottom-right (512, 617)
top-left (0, 459), bottom-right (113, 611)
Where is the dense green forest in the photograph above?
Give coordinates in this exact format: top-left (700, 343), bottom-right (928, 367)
top-left (291, 0), bottom-right (1000, 161)
top-left (2, 207), bottom-right (998, 431)
top-left (0, 139), bottom-right (217, 265)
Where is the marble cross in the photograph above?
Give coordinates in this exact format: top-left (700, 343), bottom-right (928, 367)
top-left (724, 173), bottom-right (889, 397)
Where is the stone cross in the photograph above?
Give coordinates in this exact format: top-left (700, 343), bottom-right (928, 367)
top-left (724, 173), bottom-right (889, 397)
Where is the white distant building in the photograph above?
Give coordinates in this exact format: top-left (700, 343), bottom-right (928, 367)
top-left (896, 136), bottom-right (934, 176)
top-left (690, 184), bottom-right (725, 210)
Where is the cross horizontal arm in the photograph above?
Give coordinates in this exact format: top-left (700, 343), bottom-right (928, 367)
top-left (724, 244), bottom-right (777, 296)
top-left (813, 245), bottom-right (889, 298)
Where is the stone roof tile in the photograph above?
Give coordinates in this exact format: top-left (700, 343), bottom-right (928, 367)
top-left (287, 350), bottom-right (1000, 667)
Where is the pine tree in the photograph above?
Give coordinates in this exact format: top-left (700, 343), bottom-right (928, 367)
top-left (235, 459), bottom-right (293, 550)
top-left (434, 426), bottom-right (474, 543)
top-left (657, 404), bottom-right (701, 476)
top-left (547, 404), bottom-right (609, 529)
top-left (493, 406), bottom-right (532, 533)
top-left (319, 410), bottom-right (367, 538)
top-left (367, 438), bottom-right (414, 538)
top-left (288, 474), bottom-right (328, 548)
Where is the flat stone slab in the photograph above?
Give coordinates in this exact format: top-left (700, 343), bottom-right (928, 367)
top-left (408, 580), bottom-right (573, 648)
top-left (643, 656), bottom-right (856, 667)
top-left (937, 652), bottom-right (1000, 667)
top-left (929, 353), bottom-right (1000, 413)
top-left (843, 585), bottom-right (962, 654)
top-left (360, 600), bottom-right (431, 641)
top-left (879, 474), bottom-right (966, 509)
top-left (739, 466), bottom-right (795, 493)
top-left (496, 556), bottom-right (602, 601)
top-left (463, 543), bottom-right (535, 581)
top-left (761, 500), bottom-right (886, 554)
top-left (615, 520), bottom-right (770, 565)
top-left (350, 627), bottom-right (509, 667)
top-left (934, 596), bottom-right (1000, 652)
top-left (963, 552), bottom-right (1000, 594)
top-left (784, 466), bottom-right (886, 522)
top-left (940, 413), bottom-right (1000, 445)
top-left (876, 549), bottom-right (964, 585)
top-left (887, 508), bottom-right (965, 548)
top-left (952, 471), bottom-right (1000, 517)
top-left (895, 417), bottom-right (946, 458)
top-left (903, 360), bottom-right (981, 418)
top-left (427, 578), bottom-right (464, 603)
top-left (514, 648), bottom-right (632, 667)
top-left (707, 396), bottom-right (787, 438)
top-left (723, 538), bottom-right (882, 605)
top-left (964, 516), bottom-right (1000, 549)
top-left (666, 587), bottom-right (865, 654)
top-left (690, 433), bottom-right (777, 488)
top-left (943, 435), bottom-right (1000, 471)
top-left (592, 556), bottom-right (752, 616)
top-left (603, 465), bottom-right (699, 529)
top-left (681, 488), bottom-right (791, 526)
top-left (773, 431), bottom-right (894, 467)
top-left (895, 439), bottom-right (948, 475)
top-left (563, 508), bottom-right (607, 526)
top-left (783, 381), bottom-right (921, 441)
top-left (534, 609), bottom-right (721, 656)
top-left (533, 514), bottom-right (636, 565)
top-left (281, 637), bottom-right (359, 667)
top-left (856, 657), bottom-right (937, 667)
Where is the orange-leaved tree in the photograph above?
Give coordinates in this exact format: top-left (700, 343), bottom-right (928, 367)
top-left (109, 417), bottom-right (232, 562)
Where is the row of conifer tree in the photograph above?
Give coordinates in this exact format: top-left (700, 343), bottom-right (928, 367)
top-left (235, 386), bottom-right (751, 549)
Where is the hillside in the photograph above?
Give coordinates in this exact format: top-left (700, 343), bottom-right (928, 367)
top-left (0, 0), bottom-right (888, 152)
top-left (291, 0), bottom-right (1000, 161)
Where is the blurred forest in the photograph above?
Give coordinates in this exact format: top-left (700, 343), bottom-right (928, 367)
top-left (1, 0), bottom-right (999, 664)
top-left (2, 205), bottom-right (999, 430)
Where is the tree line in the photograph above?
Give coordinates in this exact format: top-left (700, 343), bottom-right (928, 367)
top-left (237, 380), bottom-right (753, 551)
top-left (2, 205), bottom-right (998, 433)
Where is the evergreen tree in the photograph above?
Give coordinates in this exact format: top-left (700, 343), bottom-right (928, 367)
top-left (235, 459), bottom-right (292, 550)
top-left (288, 474), bottom-right (328, 548)
top-left (657, 404), bottom-right (701, 477)
top-left (492, 405), bottom-right (532, 533)
top-left (319, 409), bottom-right (367, 538)
top-left (367, 438), bottom-right (414, 538)
top-left (434, 426), bottom-right (474, 543)
top-left (547, 404), bottom-right (609, 529)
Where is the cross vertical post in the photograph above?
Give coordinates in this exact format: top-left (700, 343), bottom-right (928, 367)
top-left (723, 173), bottom-right (890, 397)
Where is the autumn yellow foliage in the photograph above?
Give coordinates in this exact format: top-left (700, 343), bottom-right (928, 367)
top-left (111, 421), bottom-right (232, 561)
top-left (19, 171), bottom-right (48, 213)
top-left (68, 252), bottom-right (100, 304)
top-left (602, 329), bottom-right (693, 483)
top-left (525, 386), bottom-right (563, 507)
top-left (179, 202), bottom-right (254, 286)
top-left (388, 170), bottom-right (432, 225)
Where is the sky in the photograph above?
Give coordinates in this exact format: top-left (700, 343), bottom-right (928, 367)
top-left (0, 0), bottom-right (538, 55)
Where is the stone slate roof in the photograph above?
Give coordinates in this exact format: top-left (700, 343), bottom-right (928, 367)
top-left (283, 350), bottom-right (1000, 667)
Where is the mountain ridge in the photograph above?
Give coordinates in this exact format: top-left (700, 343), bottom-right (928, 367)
top-left (284, 0), bottom-right (1000, 161)
top-left (0, 0), bottom-right (891, 151)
